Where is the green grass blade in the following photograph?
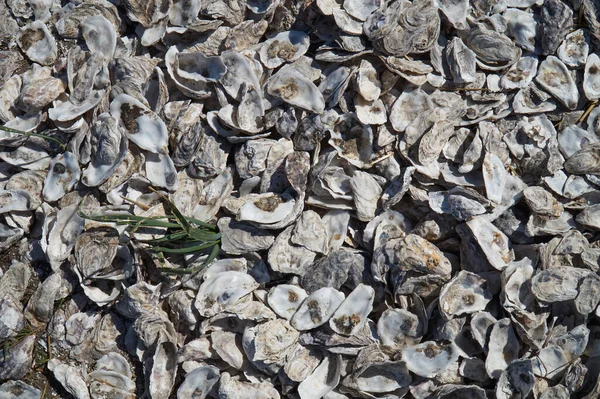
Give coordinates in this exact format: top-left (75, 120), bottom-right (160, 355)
top-left (149, 187), bottom-right (192, 233)
top-left (149, 241), bottom-right (219, 254)
top-left (136, 230), bottom-right (189, 244)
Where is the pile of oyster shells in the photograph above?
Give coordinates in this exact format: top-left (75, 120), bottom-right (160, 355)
top-left (3, 0), bottom-right (600, 397)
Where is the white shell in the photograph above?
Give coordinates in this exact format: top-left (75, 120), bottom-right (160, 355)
top-left (584, 53), bottom-right (600, 101)
top-left (82, 15), bottom-right (116, 61)
top-left (501, 56), bottom-right (538, 89)
top-left (402, 342), bottom-right (460, 378)
top-left (466, 216), bottom-right (512, 271)
top-left (195, 271), bottom-right (259, 317)
top-left (558, 125), bottom-right (599, 159)
top-left (297, 355), bottom-right (342, 399)
top-left (145, 151), bottom-right (178, 191)
top-left (535, 56), bottom-right (579, 110)
top-left (47, 359), bottom-right (90, 399)
top-left (329, 283), bottom-right (374, 336)
top-left (390, 88), bottom-right (433, 133)
top-left (110, 93), bottom-right (169, 154)
top-left (237, 194), bottom-right (296, 225)
top-left (267, 284), bottom-right (308, 320)
top-left (486, 318), bottom-right (520, 378)
top-left (377, 308), bottom-right (423, 348)
top-left (290, 287), bottom-right (345, 330)
top-left (42, 152), bottom-right (81, 202)
top-left (177, 365), bottom-right (220, 399)
top-left (557, 29), bottom-right (589, 68)
top-left (259, 31), bottom-right (310, 69)
top-left (267, 66), bottom-right (325, 113)
top-left (504, 9), bottom-right (536, 51)
top-left (439, 271), bottom-right (492, 319)
top-left (16, 21), bottom-right (57, 66)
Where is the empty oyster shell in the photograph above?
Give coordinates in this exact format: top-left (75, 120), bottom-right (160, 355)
top-left (267, 284), bottom-right (308, 320)
top-left (535, 56), bottom-right (579, 110)
top-left (402, 341), bottom-right (459, 378)
top-left (439, 271), bottom-right (492, 319)
top-left (584, 53), bottom-right (600, 101)
top-left (297, 354), bottom-right (342, 399)
top-left (465, 27), bottom-right (521, 70)
top-left (82, 113), bottom-right (128, 187)
top-left (16, 21), bottom-right (57, 66)
top-left (110, 93), bottom-right (169, 154)
top-left (329, 284), bottom-right (374, 336)
top-left (267, 66), bottom-right (325, 113)
top-left (486, 318), bottom-right (520, 378)
top-left (177, 365), bottom-right (220, 399)
top-left (531, 267), bottom-right (586, 302)
top-left (290, 287), bottom-right (345, 330)
top-left (377, 308), bottom-right (424, 348)
top-left (42, 152), bottom-right (81, 202)
top-left (558, 29), bottom-right (589, 68)
top-left (82, 15), bottom-right (116, 61)
top-left (259, 31), bottom-right (310, 69)
top-left (540, 0), bottom-right (573, 55)
top-left (195, 271), bottom-right (259, 317)
top-left (501, 56), bottom-right (538, 90)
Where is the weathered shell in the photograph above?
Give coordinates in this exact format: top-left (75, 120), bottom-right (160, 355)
top-left (535, 56), bottom-right (579, 110)
top-left (195, 271), bottom-right (259, 317)
top-left (439, 271), bottom-right (492, 319)
top-left (110, 94), bottom-right (169, 154)
top-left (466, 216), bottom-right (512, 271)
top-left (329, 284), bottom-right (374, 336)
top-left (501, 56), bottom-right (538, 90)
top-left (446, 37), bottom-right (477, 83)
top-left (290, 287), bottom-right (345, 330)
top-left (16, 21), bottom-right (57, 66)
top-left (42, 152), bottom-right (81, 202)
top-left (531, 267), bottom-right (587, 302)
top-left (267, 66), bottom-right (325, 113)
top-left (486, 318), bottom-right (520, 378)
top-left (297, 354), bottom-right (342, 399)
top-left (259, 31), bottom-right (310, 69)
top-left (267, 285), bottom-right (308, 320)
top-left (402, 342), bottom-right (459, 378)
top-left (82, 113), bottom-right (128, 187)
top-left (584, 53), bottom-right (600, 101)
top-left (557, 29), bottom-right (589, 68)
top-left (82, 15), bottom-right (116, 61)
top-left (177, 365), bottom-right (220, 399)
top-left (539, 0), bottom-right (573, 55)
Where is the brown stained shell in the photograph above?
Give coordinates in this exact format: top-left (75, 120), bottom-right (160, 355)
top-left (439, 271), bottom-right (492, 319)
top-left (396, 234), bottom-right (452, 276)
top-left (523, 186), bottom-right (563, 218)
top-left (16, 21), bottom-right (57, 66)
top-left (535, 56), bottom-right (579, 110)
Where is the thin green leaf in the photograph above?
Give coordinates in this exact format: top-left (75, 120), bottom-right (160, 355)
top-left (187, 229), bottom-right (221, 242)
top-left (136, 230), bottom-right (189, 244)
top-left (149, 187), bottom-right (192, 233)
top-left (149, 241), bottom-right (219, 254)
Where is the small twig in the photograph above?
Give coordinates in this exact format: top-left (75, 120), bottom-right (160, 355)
top-left (120, 195), bottom-right (151, 211)
top-left (47, 334), bottom-right (52, 362)
top-left (0, 125), bottom-right (67, 151)
top-left (368, 152), bottom-right (394, 167)
top-left (577, 100), bottom-right (599, 125)
top-left (41, 378), bottom-right (49, 399)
